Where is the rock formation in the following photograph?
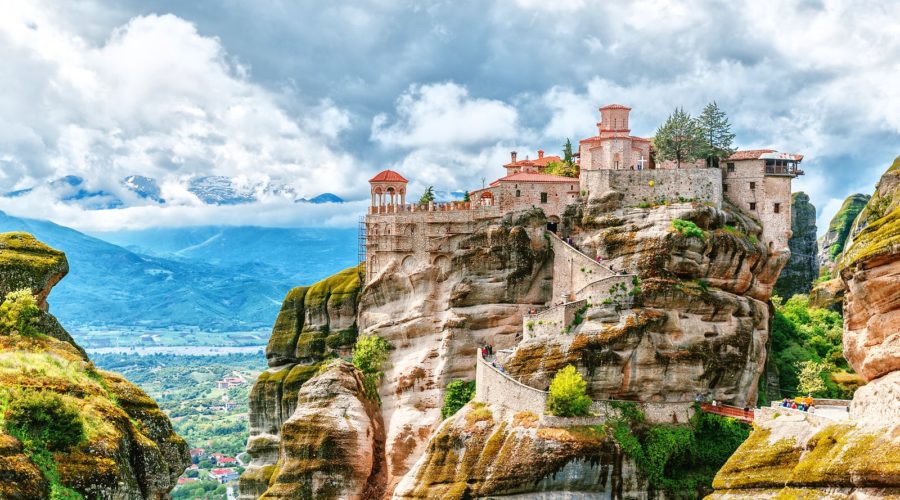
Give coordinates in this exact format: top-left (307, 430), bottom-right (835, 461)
top-left (393, 402), bottom-right (641, 499)
top-left (0, 232), bottom-right (189, 499)
top-left (240, 265), bottom-right (367, 498)
top-left (774, 192), bottom-right (818, 298)
top-left (711, 156), bottom-right (900, 498)
top-left (817, 193), bottom-right (870, 273)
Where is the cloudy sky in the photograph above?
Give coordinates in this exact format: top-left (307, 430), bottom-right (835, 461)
top-left (0, 0), bottom-right (898, 233)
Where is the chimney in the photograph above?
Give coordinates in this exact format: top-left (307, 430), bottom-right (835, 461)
top-left (510, 151), bottom-right (517, 163)
top-left (538, 149), bottom-right (544, 159)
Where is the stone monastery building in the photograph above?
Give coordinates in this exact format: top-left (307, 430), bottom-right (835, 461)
top-left (364, 104), bottom-right (803, 285)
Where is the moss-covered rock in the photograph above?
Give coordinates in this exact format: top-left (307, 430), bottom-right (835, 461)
top-left (774, 192), bottom-right (819, 298)
top-left (0, 233), bottom-right (189, 499)
top-left (818, 193), bottom-right (870, 270)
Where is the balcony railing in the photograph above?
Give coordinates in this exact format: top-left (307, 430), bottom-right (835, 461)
top-left (765, 165), bottom-right (804, 176)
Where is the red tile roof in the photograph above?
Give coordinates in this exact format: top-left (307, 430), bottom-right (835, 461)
top-left (600, 104), bottom-right (631, 110)
top-left (503, 155), bottom-right (562, 168)
top-left (369, 170), bottom-right (408, 183)
top-left (727, 149), bottom-right (776, 160)
top-left (579, 135), bottom-right (650, 143)
top-left (492, 172), bottom-right (577, 184)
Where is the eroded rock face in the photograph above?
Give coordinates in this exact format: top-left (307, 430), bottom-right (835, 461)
top-left (241, 266), bottom-right (364, 498)
top-left (839, 157), bottom-right (900, 382)
top-left (245, 361), bottom-right (385, 499)
top-left (774, 192), bottom-right (819, 298)
top-left (818, 193), bottom-right (870, 272)
top-left (0, 232), bottom-right (189, 499)
top-left (392, 403), bottom-right (642, 499)
top-left (358, 212), bottom-right (553, 489)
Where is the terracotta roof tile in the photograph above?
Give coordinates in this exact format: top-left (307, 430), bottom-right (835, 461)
top-left (600, 104), bottom-right (631, 110)
top-left (503, 155), bottom-right (562, 168)
top-left (369, 170), bottom-right (408, 183)
top-left (726, 149), bottom-right (777, 160)
top-left (493, 172), bottom-right (577, 183)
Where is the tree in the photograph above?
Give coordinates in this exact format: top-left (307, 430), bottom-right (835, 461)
top-left (653, 107), bottom-right (704, 168)
top-left (546, 365), bottom-right (592, 417)
top-left (419, 186), bottom-right (435, 204)
top-left (544, 161), bottom-right (578, 177)
top-left (352, 334), bottom-right (391, 401)
top-left (796, 360), bottom-right (830, 395)
top-left (463, 191), bottom-right (470, 202)
top-left (441, 380), bottom-right (476, 419)
top-left (696, 101), bottom-right (736, 168)
top-left (0, 289), bottom-right (40, 336)
top-left (562, 138), bottom-right (575, 166)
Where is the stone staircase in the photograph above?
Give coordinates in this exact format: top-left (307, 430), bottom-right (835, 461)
top-left (522, 232), bottom-right (637, 338)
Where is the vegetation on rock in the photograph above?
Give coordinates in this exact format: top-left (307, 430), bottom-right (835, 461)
top-left (441, 380), bottom-right (475, 419)
top-left (546, 365), bottom-right (592, 417)
top-left (696, 101), bottom-right (736, 167)
top-left (653, 107), bottom-right (705, 168)
top-left (0, 289), bottom-right (40, 336)
top-left (352, 334), bottom-right (391, 402)
top-left (609, 402), bottom-right (750, 497)
top-left (672, 218), bottom-right (705, 239)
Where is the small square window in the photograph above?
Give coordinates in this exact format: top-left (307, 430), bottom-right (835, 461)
top-left (723, 183), bottom-right (728, 192)
top-left (727, 162), bottom-right (735, 172)
top-left (515, 190), bottom-right (521, 197)
top-left (774, 203), bottom-right (781, 213)
top-left (749, 202), bottom-right (757, 210)
top-left (749, 182), bottom-right (756, 190)
top-left (540, 192), bottom-right (548, 203)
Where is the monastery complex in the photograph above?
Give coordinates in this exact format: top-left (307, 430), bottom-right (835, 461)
top-left (364, 103), bottom-right (803, 286)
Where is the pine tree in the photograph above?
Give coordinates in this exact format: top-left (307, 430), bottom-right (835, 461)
top-left (697, 101), bottom-right (736, 168)
top-left (653, 107), bottom-right (704, 168)
top-left (419, 186), bottom-right (435, 204)
top-left (562, 138), bottom-right (574, 166)
top-left (462, 191), bottom-right (470, 202)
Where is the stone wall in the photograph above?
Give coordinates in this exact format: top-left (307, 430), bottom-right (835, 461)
top-left (492, 179), bottom-right (579, 220)
top-left (476, 351), bottom-right (695, 424)
top-left (722, 159), bottom-right (793, 252)
top-left (581, 168), bottom-right (723, 208)
top-left (549, 232), bottom-right (616, 302)
top-left (522, 299), bottom-right (587, 338)
top-left (575, 274), bottom-right (636, 305)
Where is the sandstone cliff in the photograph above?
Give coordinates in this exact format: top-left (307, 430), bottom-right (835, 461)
top-left (817, 193), bottom-right (870, 273)
top-left (774, 192), bottom-right (818, 299)
top-left (711, 156), bottom-right (900, 498)
top-left (503, 201), bottom-right (779, 407)
top-left (240, 265), bottom-right (368, 498)
top-left (0, 232), bottom-right (189, 499)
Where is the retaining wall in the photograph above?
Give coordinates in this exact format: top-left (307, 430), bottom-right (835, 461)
top-left (523, 299), bottom-right (586, 337)
top-left (549, 232), bottom-right (616, 303)
top-left (575, 274), bottom-right (636, 305)
top-left (581, 168), bottom-right (722, 208)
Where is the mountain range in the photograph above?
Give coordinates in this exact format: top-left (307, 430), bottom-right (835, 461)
top-left (0, 210), bottom-right (357, 332)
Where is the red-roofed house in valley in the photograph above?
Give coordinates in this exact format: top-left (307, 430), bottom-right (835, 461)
top-left (217, 457), bottom-right (238, 465)
top-left (209, 468), bottom-right (240, 483)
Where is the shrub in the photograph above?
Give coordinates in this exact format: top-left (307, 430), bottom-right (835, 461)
top-left (526, 320), bottom-right (534, 331)
top-left (672, 219), bottom-right (705, 239)
top-left (0, 289), bottom-right (40, 336)
top-left (441, 380), bottom-right (475, 419)
top-left (546, 365), bottom-right (592, 417)
top-left (352, 335), bottom-right (391, 402)
top-left (4, 390), bottom-right (84, 452)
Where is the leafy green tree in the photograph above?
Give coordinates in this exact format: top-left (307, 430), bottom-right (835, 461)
top-left (463, 191), bottom-right (470, 202)
top-left (419, 186), bottom-right (435, 204)
top-left (562, 138), bottom-right (575, 166)
top-left (4, 390), bottom-right (85, 451)
top-left (0, 289), bottom-right (40, 336)
top-left (441, 380), bottom-right (475, 419)
top-left (696, 101), bottom-right (736, 167)
top-left (796, 360), bottom-right (830, 395)
top-left (544, 161), bottom-right (578, 177)
top-left (653, 107), bottom-right (704, 168)
top-left (546, 365), bottom-right (592, 417)
top-left (352, 335), bottom-right (391, 401)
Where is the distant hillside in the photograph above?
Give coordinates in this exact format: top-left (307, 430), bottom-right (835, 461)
top-left (93, 225), bottom-right (357, 283)
top-left (0, 211), bottom-right (356, 331)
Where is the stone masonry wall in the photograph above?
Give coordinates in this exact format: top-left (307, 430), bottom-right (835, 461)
top-left (550, 232), bottom-right (616, 303)
top-left (581, 168), bottom-right (723, 208)
top-left (722, 159), bottom-right (793, 252)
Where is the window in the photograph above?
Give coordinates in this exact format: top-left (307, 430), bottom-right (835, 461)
top-left (723, 183), bottom-right (728, 192)
top-left (540, 192), bottom-right (548, 203)
top-left (749, 202), bottom-right (757, 211)
top-left (727, 162), bottom-right (735, 172)
top-left (515, 189), bottom-right (521, 197)
top-left (774, 203), bottom-right (781, 213)
top-left (749, 182), bottom-right (756, 190)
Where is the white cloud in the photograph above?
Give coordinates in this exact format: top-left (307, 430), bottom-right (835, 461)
top-left (371, 82), bottom-right (521, 149)
top-left (0, 3), bottom-right (367, 217)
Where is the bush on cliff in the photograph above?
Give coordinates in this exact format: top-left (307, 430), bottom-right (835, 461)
top-left (546, 365), bottom-right (592, 417)
top-left (608, 402), bottom-right (750, 497)
top-left (441, 380), bottom-right (475, 419)
top-left (672, 218), bottom-right (705, 239)
top-left (0, 289), bottom-right (40, 336)
top-left (352, 334), bottom-right (391, 402)
top-left (4, 389), bottom-right (85, 452)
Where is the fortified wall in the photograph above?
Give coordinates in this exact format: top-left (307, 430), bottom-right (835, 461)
top-left (581, 168), bottom-right (723, 207)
